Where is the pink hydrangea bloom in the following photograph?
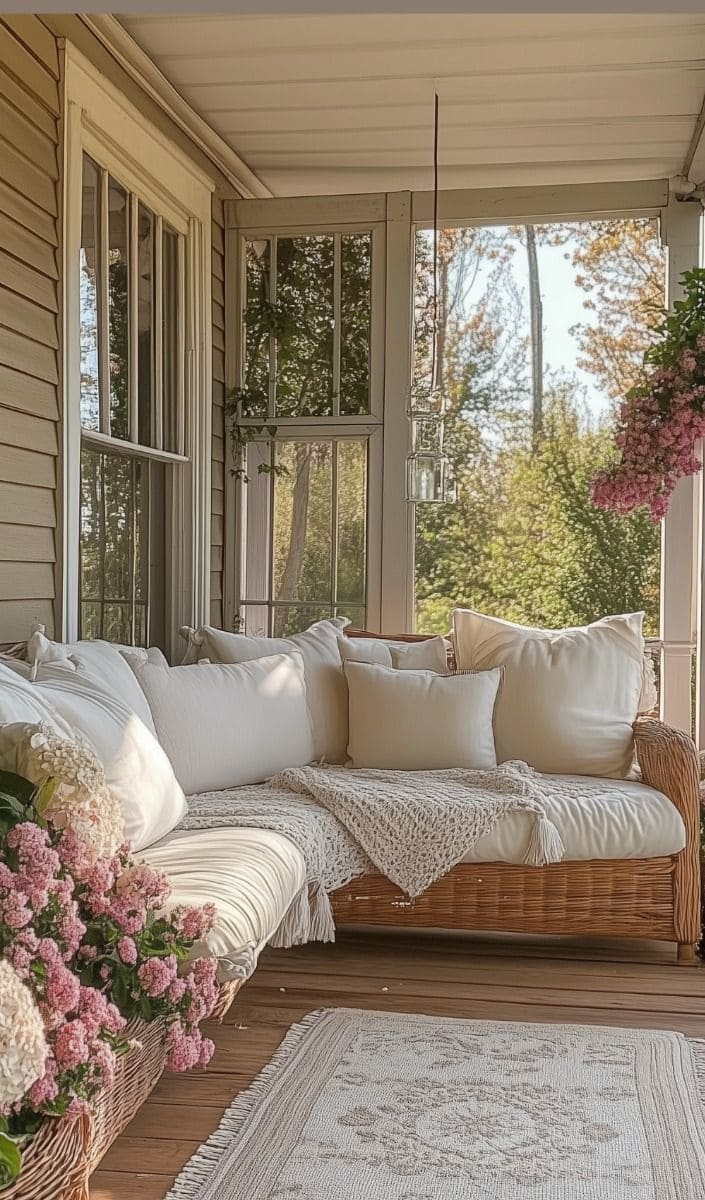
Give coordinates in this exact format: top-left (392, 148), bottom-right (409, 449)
top-left (117, 936), bottom-right (138, 966)
top-left (54, 1020), bottom-right (90, 1070)
top-left (138, 955), bottom-right (178, 998)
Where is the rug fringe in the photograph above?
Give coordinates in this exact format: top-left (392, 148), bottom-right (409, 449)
top-left (164, 1009), bottom-right (330, 1200)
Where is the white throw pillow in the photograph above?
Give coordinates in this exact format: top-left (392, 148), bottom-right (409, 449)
top-left (340, 635), bottom-right (450, 673)
top-left (25, 629), bottom-right (158, 734)
top-left (344, 661), bottom-right (500, 771)
top-left (453, 609), bottom-right (644, 777)
top-left (128, 652), bottom-right (315, 795)
top-left (0, 662), bottom-right (71, 734)
top-left (25, 671), bottom-right (186, 851)
top-left (182, 619), bottom-right (348, 763)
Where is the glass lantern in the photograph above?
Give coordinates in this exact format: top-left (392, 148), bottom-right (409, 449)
top-left (406, 450), bottom-right (449, 503)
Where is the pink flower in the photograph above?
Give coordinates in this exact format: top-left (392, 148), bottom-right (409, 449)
top-left (54, 1020), bottom-right (90, 1070)
top-left (27, 1060), bottom-right (59, 1107)
top-left (137, 955), bottom-right (178, 998)
top-left (165, 1024), bottom-right (215, 1072)
top-left (117, 937), bottom-right (138, 966)
top-left (176, 903), bottom-right (217, 943)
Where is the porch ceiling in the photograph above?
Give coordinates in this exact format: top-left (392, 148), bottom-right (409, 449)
top-left (119, 13), bottom-right (705, 197)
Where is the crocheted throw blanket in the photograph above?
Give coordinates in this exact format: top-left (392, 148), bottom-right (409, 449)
top-left (180, 762), bottom-right (565, 947)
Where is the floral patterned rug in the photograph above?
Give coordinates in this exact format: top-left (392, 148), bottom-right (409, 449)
top-left (167, 1009), bottom-right (705, 1200)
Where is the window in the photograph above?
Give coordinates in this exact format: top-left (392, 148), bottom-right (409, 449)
top-left (233, 226), bottom-right (383, 635)
top-left (65, 46), bottom-right (213, 655)
top-left (77, 153), bottom-right (185, 648)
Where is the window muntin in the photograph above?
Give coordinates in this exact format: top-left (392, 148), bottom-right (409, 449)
top-left (78, 152), bottom-right (186, 648)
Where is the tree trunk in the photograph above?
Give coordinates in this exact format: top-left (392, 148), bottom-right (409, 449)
top-left (525, 224), bottom-right (544, 449)
top-left (274, 442), bottom-right (313, 635)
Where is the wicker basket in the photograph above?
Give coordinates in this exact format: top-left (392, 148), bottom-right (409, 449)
top-left (1, 1017), bottom-right (166, 1200)
top-left (3, 977), bottom-right (244, 1200)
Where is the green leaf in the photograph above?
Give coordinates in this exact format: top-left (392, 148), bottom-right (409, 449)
top-left (0, 1133), bottom-right (22, 1186)
top-left (33, 777), bottom-right (58, 816)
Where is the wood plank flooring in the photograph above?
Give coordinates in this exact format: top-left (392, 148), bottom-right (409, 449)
top-left (91, 931), bottom-right (705, 1200)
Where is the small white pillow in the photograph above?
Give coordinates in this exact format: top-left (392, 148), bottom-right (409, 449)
top-left (453, 609), bottom-right (644, 777)
top-left (182, 619), bottom-right (348, 763)
top-left (340, 635), bottom-right (450, 673)
top-left (128, 652), bottom-right (315, 795)
top-left (24, 671), bottom-right (186, 851)
top-left (344, 661), bottom-right (500, 771)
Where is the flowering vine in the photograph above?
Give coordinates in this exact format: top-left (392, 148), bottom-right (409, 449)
top-left (591, 267), bottom-right (705, 521)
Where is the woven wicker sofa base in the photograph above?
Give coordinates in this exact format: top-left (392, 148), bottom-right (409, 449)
top-left (331, 857), bottom-right (684, 943)
top-left (5, 978), bottom-right (243, 1200)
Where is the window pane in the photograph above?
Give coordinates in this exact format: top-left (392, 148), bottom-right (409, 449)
top-left (79, 447), bottom-right (166, 648)
top-left (162, 227), bottom-right (180, 453)
top-left (79, 155), bottom-right (100, 431)
top-left (336, 439), bottom-right (367, 606)
top-left (107, 177), bottom-right (129, 440)
top-left (137, 203), bottom-right (154, 445)
top-left (273, 440), bottom-right (333, 609)
top-left (413, 220), bottom-right (665, 636)
top-left (275, 236), bottom-right (334, 417)
top-left (272, 604), bottom-right (333, 639)
top-left (340, 232), bottom-right (372, 415)
top-left (243, 239), bottom-right (272, 419)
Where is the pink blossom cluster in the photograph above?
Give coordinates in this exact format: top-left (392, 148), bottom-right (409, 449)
top-left (592, 340), bottom-right (705, 521)
top-left (0, 820), bottom-right (126, 1121)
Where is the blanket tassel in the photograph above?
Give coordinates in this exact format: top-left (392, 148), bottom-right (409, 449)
top-left (523, 814), bottom-right (565, 867)
top-left (269, 882), bottom-right (336, 948)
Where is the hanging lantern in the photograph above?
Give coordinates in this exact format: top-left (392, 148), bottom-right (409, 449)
top-left (406, 91), bottom-right (453, 503)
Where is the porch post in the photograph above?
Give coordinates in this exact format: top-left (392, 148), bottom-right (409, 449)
top-left (660, 195), bottom-right (703, 734)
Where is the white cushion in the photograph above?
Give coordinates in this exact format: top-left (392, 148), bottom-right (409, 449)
top-left (453, 609), bottom-right (644, 777)
top-left (340, 635), bottom-right (450, 673)
top-left (129, 653), bottom-right (315, 795)
top-left (141, 825), bottom-right (306, 981)
top-left (24, 671), bottom-right (186, 852)
top-left (464, 773), bottom-right (685, 863)
top-left (185, 619), bottom-right (348, 763)
top-left (344, 661), bottom-right (500, 770)
top-left (0, 662), bottom-right (71, 734)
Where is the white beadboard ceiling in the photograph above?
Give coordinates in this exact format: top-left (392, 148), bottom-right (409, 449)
top-left (119, 13), bottom-right (705, 196)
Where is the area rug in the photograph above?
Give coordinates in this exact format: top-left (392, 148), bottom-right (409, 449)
top-left (167, 1008), bottom-right (705, 1199)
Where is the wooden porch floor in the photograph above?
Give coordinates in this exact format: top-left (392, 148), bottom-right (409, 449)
top-left (92, 930), bottom-right (705, 1200)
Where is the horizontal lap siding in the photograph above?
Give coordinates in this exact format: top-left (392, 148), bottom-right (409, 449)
top-left (0, 15), bottom-right (60, 641)
top-left (211, 194), bottom-right (226, 628)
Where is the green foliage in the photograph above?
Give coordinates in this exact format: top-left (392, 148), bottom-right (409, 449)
top-left (0, 1126), bottom-right (22, 1187)
top-left (645, 267), bottom-right (705, 370)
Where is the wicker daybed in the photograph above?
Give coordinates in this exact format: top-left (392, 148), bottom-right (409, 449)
top-left (331, 632), bottom-right (702, 962)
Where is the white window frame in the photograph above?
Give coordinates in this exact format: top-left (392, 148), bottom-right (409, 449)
top-left (224, 203), bottom-right (385, 632)
top-left (62, 45), bottom-right (213, 656)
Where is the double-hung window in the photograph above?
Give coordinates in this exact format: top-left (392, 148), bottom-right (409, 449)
top-left (78, 155), bottom-right (185, 647)
top-left (228, 214), bottom-right (384, 636)
top-left (65, 47), bottom-right (213, 654)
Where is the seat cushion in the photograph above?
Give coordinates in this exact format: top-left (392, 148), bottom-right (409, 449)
top-left (464, 774), bottom-right (686, 864)
top-left (141, 826), bottom-right (306, 980)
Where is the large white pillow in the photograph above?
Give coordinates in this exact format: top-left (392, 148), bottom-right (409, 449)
top-left (340, 635), bottom-right (450, 673)
top-left (25, 671), bottom-right (186, 851)
top-left (453, 609), bottom-right (644, 777)
top-left (24, 630), bottom-right (158, 734)
top-left (128, 652), bottom-right (315, 795)
top-left (0, 662), bottom-right (71, 734)
top-left (182, 619), bottom-right (348, 763)
top-left (344, 661), bottom-right (500, 771)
